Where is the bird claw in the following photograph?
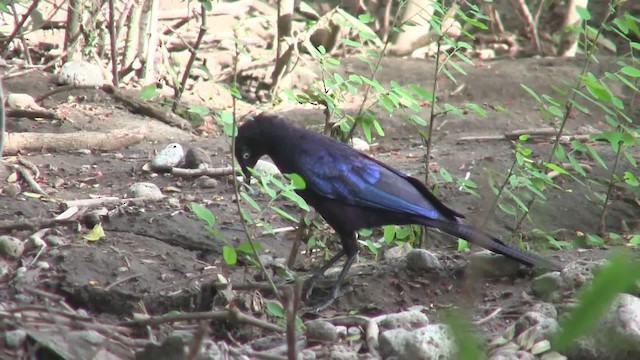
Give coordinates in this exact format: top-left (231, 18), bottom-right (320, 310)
top-left (303, 274), bottom-right (322, 300)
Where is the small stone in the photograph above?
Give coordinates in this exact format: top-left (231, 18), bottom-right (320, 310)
top-left (34, 261), bottom-right (50, 270)
top-left (45, 235), bottom-right (65, 246)
top-left (531, 302), bottom-right (558, 320)
top-left (300, 349), bottom-right (316, 360)
top-left (406, 249), bottom-right (442, 271)
top-left (0, 236), bottom-right (25, 259)
top-left (4, 329), bottom-right (27, 348)
top-left (375, 310), bottom-right (429, 331)
top-left (27, 235), bottom-right (46, 250)
top-left (129, 182), bottom-right (163, 200)
top-left (165, 197), bottom-right (181, 208)
top-left (150, 143), bottom-right (185, 171)
top-left (57, 61), bottom-right (105, 86)
top-left (347, 326), bottom-right (361, 336)
top-left (384, 243), bottom-right (412, 260)
top-left (379, 324), bottom-right (456, 360)
top-left (329, 345), bottom-right (358, 360)
top-left (306, 320), bottom-right (338, 342)
top-left (0, 258), bottom-right (10, 280)
top-left (184, 146), bottom-right (212, 169)
top-left (335, 325), bottom-right (347, 336)
top-left (198, 339), bottom-right (221, 360)
top-left (195, 176), bottom-right (219, 188)
top-left (352, 138), bottom-right (370, 152)
top-left (6, 93), bottom-right (44, 110)
top-left (3, 183), bottom-right (21, 197)
top-left (532, 271), bottom-right (563, 302)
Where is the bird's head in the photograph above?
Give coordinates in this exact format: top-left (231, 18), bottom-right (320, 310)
top-left (234, 113), bottom-right (277, 181)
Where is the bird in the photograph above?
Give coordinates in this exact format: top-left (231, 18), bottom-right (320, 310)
top-left (235, 113), bottom-right (562, 310)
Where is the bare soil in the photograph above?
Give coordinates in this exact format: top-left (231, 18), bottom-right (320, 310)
top-left (1, 56), bottom-right (637, 357)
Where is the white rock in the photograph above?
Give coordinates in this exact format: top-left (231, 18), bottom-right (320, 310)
top-left (384, 243), bottom-right (412, 260)
top-left (6, 93), bottom-right (43, 110)
top-left (58, 61), bottom-right (105, 86)
top-left (352, 138), bottom-right (370, 152)
top-left (150, 143), bottom-right (184, 171)
top-left (254, 159), bottom-right (280, 177)
top-left (375, 310), bottom-right (429, 331)
top-left (129, 182), bottom-right (163, 200)
top-left (379, 324), bottom-right (456, 360)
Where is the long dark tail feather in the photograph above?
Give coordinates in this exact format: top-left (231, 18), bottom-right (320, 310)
top-left (419, 218), bottom-right (563, 271)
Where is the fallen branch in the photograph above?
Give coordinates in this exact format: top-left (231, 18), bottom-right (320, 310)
top-left (101, 84), bottom-right (193, 131)
top-left (171, 165), bottom-right (233, 177)
top-left (121, 308), bottom-right (285, 333)
top-left (7, 108), bottom-right (61, 120)
top-left (2, 128), bottom-right (147, 155)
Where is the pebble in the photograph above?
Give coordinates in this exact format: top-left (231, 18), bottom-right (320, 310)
top-left (195, 176), bottom-right (218, 188)
top-left (0, 236), bottom-right (25, 259)
top-left (6, 93), bottom-right (44, 110)
top-left (184, 146), bottom-right (212, 169)
top-left (375, 310), bottom-right (430, 331)
top-left (405, 249), bottom-right (442, 271)
top-left (4, 329), bottom-right (27, 348)
top-left (352, 138), bottom-right (370, 152)
top-left (306, 319), bottom-right (338, 342)
top-left (129, 182), bottom-right (163, 200)
top-left (254, 159), bottom-right (280, 177)
top-left (379, 324), bottom-right (456, 359)
top-left (384, 243), bottom-right (412, 260)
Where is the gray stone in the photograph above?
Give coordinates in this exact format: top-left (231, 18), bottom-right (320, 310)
top-left (532, 271), bottom-right (563, 302)
top-left (306, 320), bottom-right (338, 342)
top-left (531, 302), bottom-right (558, 320)
top-left (58, 61), bottom-right (105, 86)
top-left (375, 310), bottom-right (429, 331)
top-left (196, 339), bottom-right (221, 360)
top-left (329, 345), bottom-right (358, 360)
top-left (129, 182), bottom-right (163, 200)
top-left (565, 294), bottom-right (640, 360)
top-left (254, 159), bottom-right (280, 177)
top-left (384, 243), bottom-right (412, 260)
top-left (351, 138), bottom-right (370, 152)
top-left (0, 236), bottom-right (24, 259)
top-left (45, 235), bottom-right (65, 246)
top-left (4, 329), bottom-right (27, 348)
top-left (379, 324), bottom-right (455, 360)
top-left (406, 249), bottom-right (442, 271)
top-left (195, 176), bottom-right (219, 189)
top-left (184, 146), bottom-right (212, 169)
top-left (490, 349), bottom-right (536, 360)
top-left (469, 249), bottom-right (520, 278)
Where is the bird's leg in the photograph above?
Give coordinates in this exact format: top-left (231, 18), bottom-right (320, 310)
top-left (305, 253), bottom-right (358, 313)
top-left (304, 249), bottom-right (345, 300)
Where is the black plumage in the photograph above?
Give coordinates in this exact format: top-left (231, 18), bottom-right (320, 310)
top-left (235, 113), bottom-right (562, 309)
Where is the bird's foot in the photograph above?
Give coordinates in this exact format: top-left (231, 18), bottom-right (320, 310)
top-left (303, 294), bottom-right (338, 314)
top-left (302, 274), bottom-right (323, 301)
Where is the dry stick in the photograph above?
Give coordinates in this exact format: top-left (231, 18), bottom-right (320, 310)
top-left (186, 321), bottom-right (208, 360)
top-left (122, 309), bottom-right (285, 333)
top-left (598, 141), bottom-right (624, 235)
top-left (2, 0), bottom-right (41, 60)
top-left (172, 3), bottom-right (207, 112)
top-left (108, 0), bottom-right (119, 86)
top-left (6, 107), bottom-right (60, 120)
top-left (230, 36), bottom-right (282, 302)
top-left (287, 216), bottom-right (307, 269)
top-left (171, 166), bottom-right (234, 177)
top-left (326, 315), bottom-right (380, 356)
top-left (512, 0), bottom-right (541, 53)
top-left (13, 164), bottom-right (48, 196)
top-left (0, 77), bottom-right (5, 176)
top-left (283, 286), bottom-right (297, 360)
top-left (512, 11), bottom-right (615, 235)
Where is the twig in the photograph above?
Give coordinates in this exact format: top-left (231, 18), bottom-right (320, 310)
top-left (172, 3), bottom-right (208, 112)
top-left (108, 0), bottom-right (119, 86)
top-left (512, 0), bottom-right (541, 53)
top-left (3, 0), bottom-right (41, 61)
top-left (171, 166), bottom-right (233, 177)
top-left (122, 309), bottom-right (285, 333)
top-left (104, 273), bottom-right (142, 291)
top-left (12, 164), bottom-right (48, 196)
top-left (35, 84), bottom-right (102, 104)
top-left (473, 307), bottom-right (502, 325)
top-left (325, 315), bottom-right (379, 355)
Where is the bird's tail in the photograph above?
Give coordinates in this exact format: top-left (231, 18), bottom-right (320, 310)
top-left (419, 218), bottom-right (562, 271)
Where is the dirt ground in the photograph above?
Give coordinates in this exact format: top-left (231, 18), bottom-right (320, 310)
top-left (1, 52), bottom-right (637, 359)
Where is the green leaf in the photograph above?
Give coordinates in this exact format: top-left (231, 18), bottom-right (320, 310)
top-left (409, 115), bottom-right (427, 126)
top-left (521, 84), bottom-right (541, 103)
top-left (223, 245), bottom-right (237, 265)
top-left (190, 203), bottom-right (216, 228)
top-left (282, 192), bottom-right (310, 211)
top-left (457, 239), bottom-right (468, 251)
top-left (270, 206), bottom-right (298, 222)
top-left (140, 84), bottom-right (157, 100)
top-left (586, 234), bottom-right (605, 246)
top-left (188, 105), bottom-right (210, 115)
top-left (240, 192), bottom-right (262, 212)
top-left (236, 241), bottom-right (262, 254)
top-left (575, 6), bottom-right (591, 21)
top-left (383, 225), bottom-right (396, 243)
top-left (408, 84), bottom-right (433, 101)
top-left (444, 311), bottom-right (483, 360)
top-left (621, 66), bottom-right (640, 78)
top-left (285, 173), bottom-right (306, 190)
top-left (265, 300), bottom-right (285, 318)
top-left (553, 252), bottom-right (640, 350)
top-left (440, 168), bottom-right (453, 182)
